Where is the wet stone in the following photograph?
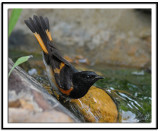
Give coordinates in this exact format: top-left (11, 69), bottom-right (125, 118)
top-left (70, 86), bottom-right (118, 123)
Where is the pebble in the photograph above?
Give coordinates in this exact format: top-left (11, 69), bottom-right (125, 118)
top-left (28, 68), bottom-right (37, 75)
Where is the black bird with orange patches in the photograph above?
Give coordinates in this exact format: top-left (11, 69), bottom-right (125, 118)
top-left (24, 15), bottom-right (103, 99)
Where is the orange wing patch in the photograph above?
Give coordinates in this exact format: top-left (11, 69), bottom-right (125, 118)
top-left (34, 32), bottom-right (48, 54)
top-left (60, 62), bottom-right (65, 69)
top-left (49, 63), bottom-right (73, 96)
top-left (52, 62), bottom-right (73, 95)
top-left (54, 62), bottom-right (65, 74)
top-left (54, 68), bottom-right (61, 74)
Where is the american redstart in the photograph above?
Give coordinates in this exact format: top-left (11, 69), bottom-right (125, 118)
top-left (24, 15), bottom-right (103, 99)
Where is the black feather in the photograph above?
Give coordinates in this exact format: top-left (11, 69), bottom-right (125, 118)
top-left (29, 17), bottom-right (37, 31)
top-left (24, 20), bottom-right (35, 33)
top-left (39, 16), bottom-right (48, 31)
top-left (33, 15), bottom-right (43, 34)
top-left (32, 15), bottom-right (50, 50)
top-left (44, 17), bottom-right (49, 30)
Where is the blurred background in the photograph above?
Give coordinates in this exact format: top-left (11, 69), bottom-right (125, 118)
top-left (8, 9), bottom-right (151, 123)
top-left (9, 9), bottom-right (151, 68)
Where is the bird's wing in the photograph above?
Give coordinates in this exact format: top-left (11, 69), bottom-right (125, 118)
top-left (53, 62), bottom-right (75, 96)
top-left (48, 43), bottom-right (73, 67)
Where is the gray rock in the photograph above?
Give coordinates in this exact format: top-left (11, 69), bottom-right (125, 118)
top-left (28, 68), bottom-right (37, 75)
top-left (8, 58), bottom-right (80, 123)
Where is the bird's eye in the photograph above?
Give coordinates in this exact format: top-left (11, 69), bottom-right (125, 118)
top-left (86, 75), bottom-right (90, 78)
top-left (86, 75), bottom-right (93, 79)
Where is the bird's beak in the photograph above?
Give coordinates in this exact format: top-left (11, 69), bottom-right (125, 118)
top-left (95, 75), bottom-right (104, 79)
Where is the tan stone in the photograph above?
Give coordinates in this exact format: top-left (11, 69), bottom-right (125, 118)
top-left (71, 86), bottom-right (118, 122)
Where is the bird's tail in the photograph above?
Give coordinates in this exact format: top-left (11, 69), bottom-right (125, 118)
top-left (24, 15), bottom-right (53, 54)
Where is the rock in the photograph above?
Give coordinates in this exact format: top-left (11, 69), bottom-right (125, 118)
top-left (8, 58), bottom-right (80, 122)
top-left (9, 108), bottom-right (74, 122)
top-left (28, 68), bottom-right (37, 75)
top-left (70, 86), bottom-right (118, 122)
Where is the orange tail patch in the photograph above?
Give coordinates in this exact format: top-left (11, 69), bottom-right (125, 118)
top-left (34, 32), bottom-right (48, 54)
top-left (46, 29), bottom-right (53, 41)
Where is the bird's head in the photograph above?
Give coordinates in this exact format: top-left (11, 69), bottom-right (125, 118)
top-left (73, 71), bottom-right (104, 87)
top-left (70, 71), bottom-right (104, 99)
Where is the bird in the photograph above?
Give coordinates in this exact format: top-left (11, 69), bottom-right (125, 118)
top-left (24, 15), bottom-right (104, 99)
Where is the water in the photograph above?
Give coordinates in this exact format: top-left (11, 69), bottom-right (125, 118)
top-left (93, 66), bottom-right (151, 123)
